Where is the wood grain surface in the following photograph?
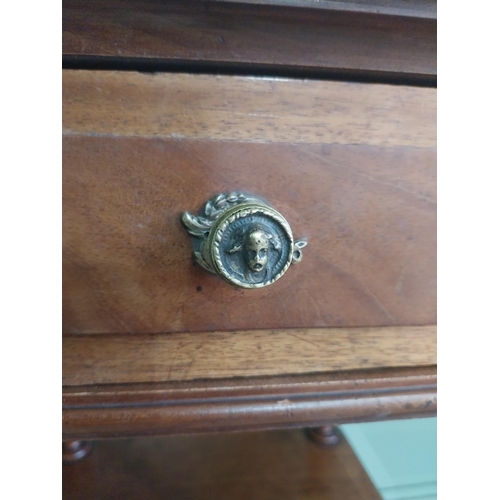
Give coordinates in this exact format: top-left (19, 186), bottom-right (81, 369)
top-left (63, 0), bottom-right (436, 81)
top-left (62, 3), bottom-right (437, 441)
top-left (63, 429), bottom-right (383, 500)
top-left (64, 71), bottom-right (435, 332)
top-left (63, 71), bottom-right (436, 147)
top-left (63, 326), bottom-right (436, 385)
top-left (63, 137), bottom-right (436, 334)
top-left (63, 365), bottom-right (436, 438)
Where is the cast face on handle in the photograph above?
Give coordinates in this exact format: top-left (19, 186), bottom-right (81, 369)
top-left (245, 229), bottom-right (270, 272)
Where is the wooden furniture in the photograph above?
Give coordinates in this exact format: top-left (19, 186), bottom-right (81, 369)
top-left (63, 429), bottom-right (383, 499)
top-left (62, 0), bottom-right (436, 442)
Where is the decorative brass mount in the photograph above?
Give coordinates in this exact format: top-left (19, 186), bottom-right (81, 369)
top-left (181, 192), bottom-right (307, 289)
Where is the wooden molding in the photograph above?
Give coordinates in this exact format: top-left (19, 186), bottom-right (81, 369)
top-left (63, 366), bottom-right (436, 439)
top-left (63, 0), bottom-right (436, 81)
top-left (63, 326), bottom-right (436, 438)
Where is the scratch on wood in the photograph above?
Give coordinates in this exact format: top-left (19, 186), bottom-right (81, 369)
top-left (287, 332), bottom-right (322, 349)
top-left (306, 149), bottom-right (436, 204)
top-left (359, 283), bottom-right (396, 324)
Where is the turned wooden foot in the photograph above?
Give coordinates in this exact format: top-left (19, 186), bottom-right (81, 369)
top-left (63, 440), bottom-right (93, 462)
top-left (305, 425), bottom-right (340, 446)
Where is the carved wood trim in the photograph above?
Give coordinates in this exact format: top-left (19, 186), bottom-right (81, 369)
top-left (63, 366), bottom-right (436, 439)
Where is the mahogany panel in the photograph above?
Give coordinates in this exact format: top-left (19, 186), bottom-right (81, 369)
top-left (62, 366), bottom-right (436, 438)
top-left (63, 71), bottom-right (435, 333)
top-left (63, 71), bottom-right (436, 147)
top-left (63, 137), bottom-right (436, 333)
top-left (63, 326), bottom-right (436, 385)
top-left (63, 0), bottom-right (436, 79)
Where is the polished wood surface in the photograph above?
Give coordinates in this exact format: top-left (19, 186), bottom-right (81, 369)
top-left (63, 71), bottom-right (436, 147)
top-left (63, 72), bottom-right (436, 335)
top-left (63, 0), bottom-right (436, 82)
top-left (63, 326), bottom-right (436, 384)
top-left (63, 366), bottom-right (436, 438)
top-left (62, 0), bottom-right (436, 444)
top-left (63, 429), bottom-right (383, 500)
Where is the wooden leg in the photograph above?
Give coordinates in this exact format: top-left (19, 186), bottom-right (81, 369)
top-left (63, 440), bottom-right (93, 463)
top-left (305, 425), bottom-right (340, 446)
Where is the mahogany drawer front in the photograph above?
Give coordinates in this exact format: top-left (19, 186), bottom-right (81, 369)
top-left (63, 70), bottom-right (436, 335)
top-left (62, 69), bottom-right (436, 437)
top-left (62, 71), bottom-right (436, 335)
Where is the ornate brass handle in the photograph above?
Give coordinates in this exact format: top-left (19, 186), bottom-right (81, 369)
top-left (181, 192), bottom-right (307, 289)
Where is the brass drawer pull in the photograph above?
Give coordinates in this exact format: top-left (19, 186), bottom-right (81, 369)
top-left (182, 192), bottom-right (307, 289)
